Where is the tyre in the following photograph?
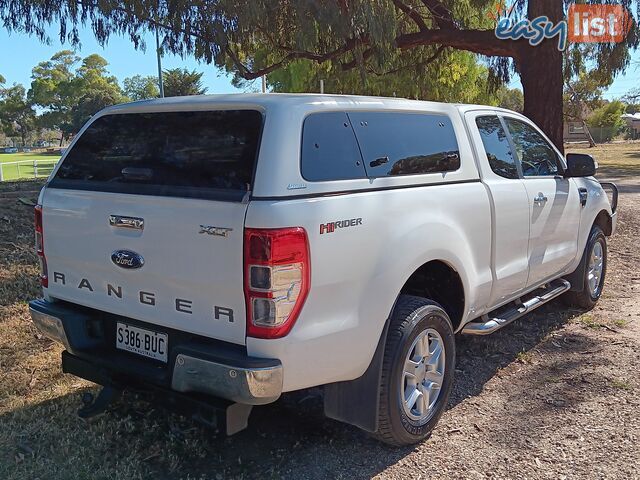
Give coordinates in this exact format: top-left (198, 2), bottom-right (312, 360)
top-left (374, 295), bottom-right (455, 446)
top-left (563, 225), bottom-right (607, 309)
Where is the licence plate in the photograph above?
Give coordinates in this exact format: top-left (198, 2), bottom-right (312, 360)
top-left (116, 322), bottom-right (168, 363)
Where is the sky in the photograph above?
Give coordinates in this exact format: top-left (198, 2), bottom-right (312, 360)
top-left (0, 25), bottom-right (248, 95)
top-left (1, 23), bottom-right (638, 100)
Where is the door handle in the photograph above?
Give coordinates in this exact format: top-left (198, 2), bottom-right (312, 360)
top-left (370, 156), bottom-right (389, 168)
top-left (578, 187), bottom-right (588, 206)
top-left (533, 193), bottom-right (548, 205)
top-left (109, 215), bottom-right (144, 230)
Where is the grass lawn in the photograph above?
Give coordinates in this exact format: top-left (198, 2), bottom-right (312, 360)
top-left (0, 152), bottom-right (60, 181)
top-left (566, 141), bottom-right (640, 178)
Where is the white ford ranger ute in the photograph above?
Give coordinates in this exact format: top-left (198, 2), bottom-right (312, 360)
top-left (30, 94), bottom-right (617, 445)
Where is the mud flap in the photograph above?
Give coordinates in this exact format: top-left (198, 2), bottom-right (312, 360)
top-left (323, 320), bottom-right (390, 433)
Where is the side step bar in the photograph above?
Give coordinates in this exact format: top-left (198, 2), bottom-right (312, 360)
top-left (462, 279), bottom-right (571, 336)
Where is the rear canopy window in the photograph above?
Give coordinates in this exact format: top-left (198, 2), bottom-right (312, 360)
top-left (348, 112), bottom-right (460, 177)
top-left (301, 112), bottom-right (366, 181)
top-left (50, 110), bottom-right (263, 200)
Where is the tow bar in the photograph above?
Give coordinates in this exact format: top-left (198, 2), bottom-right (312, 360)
top-left (78, 385), bottom-right (121, 418)
top-left (64, 351), bottom-right (253, 435)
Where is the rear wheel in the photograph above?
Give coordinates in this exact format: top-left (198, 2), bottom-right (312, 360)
top-left (564, 225), bottom-right (607, 309)
top-left (374, 295), bottom-right (455, 446)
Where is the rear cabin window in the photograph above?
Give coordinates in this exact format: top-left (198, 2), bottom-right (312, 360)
top-left (50, 110), bottom-right (263, 200)
top-left (348, 112), bottom-right (460, 177)
top-left (300, 112), bottom-right (367, 181)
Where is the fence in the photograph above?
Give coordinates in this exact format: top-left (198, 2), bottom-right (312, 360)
top-left (0, 159), bottom-right (59, 182)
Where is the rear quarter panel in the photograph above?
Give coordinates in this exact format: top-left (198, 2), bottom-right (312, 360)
top-left (245, 183), bottom-right (492, 391)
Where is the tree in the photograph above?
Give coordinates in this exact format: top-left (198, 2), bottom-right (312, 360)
top-left (587, 100), bottom-right (626, 142)
top-left (563, 72), bottom-right (606, 122)
top-left (625, 103), bottom-right (640, 115)
top-left (495, 87), bottom-right (523, 112)
top-left (622, 88), bottom-right (640, 113)
top-left (29, 50), bottom-right (79, 143)
top-left (0, 83), bottom-right (37, 146)
top-left (28, 51), bottom-right (125, 143)
top-left (162, 68), bottom-right (207, 97)
top-left (123, 74), bottom-right (159, 100)
top-left (2, 1), bottom-right (639, 151)
top-left (588, 101), bottom-right (626, 129)
top-left (71, 90), bottom-right (125, 133)
top-left (265, 49), bottom-right (498, 105)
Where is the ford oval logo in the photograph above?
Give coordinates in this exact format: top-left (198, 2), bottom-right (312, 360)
top-left (111, 250), bottom-right (144, 269)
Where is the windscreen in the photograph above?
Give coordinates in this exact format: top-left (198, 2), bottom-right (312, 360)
top-left (49, 110), bottom-right (263, 200)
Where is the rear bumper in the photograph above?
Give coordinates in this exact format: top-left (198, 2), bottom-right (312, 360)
top-left (29, 299), bottom-right (283, 405)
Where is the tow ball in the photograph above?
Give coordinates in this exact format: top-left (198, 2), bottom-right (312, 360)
top-left (78, 385), bottom-right (121, 418)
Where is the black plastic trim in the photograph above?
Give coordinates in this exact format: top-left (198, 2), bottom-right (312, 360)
top-left (599, 182), bottom-right (618, 214)
top-left (47, 179), bottom-right (249, 202)
top-left (251, 178), bottom-right (481, 201)
top-left (30, 299), bottom-right (280, 385)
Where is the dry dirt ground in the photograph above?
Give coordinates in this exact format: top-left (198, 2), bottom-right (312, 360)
top-left (0, 143), bottom-right (639, 479)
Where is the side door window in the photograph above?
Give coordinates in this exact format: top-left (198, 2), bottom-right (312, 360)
top-left (504, 118), bottom-right (560, 177)
top-left (475, 115), bottom-right (519, 179)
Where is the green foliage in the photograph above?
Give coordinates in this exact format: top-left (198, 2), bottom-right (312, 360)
top-left (0, 1), bottom-right (638, 147)
top-left (0, 83), bottom-right (37, 146)
top-left (162, 68), bottom-right (207, 97)
top-left (266, 49), bottom-right (497, 105)
top-left (587, 101), bottom-right (626, 131)
top-left (1, 1), bottom-right (636, 88)
top-left (563, 71), bottom-right (606, 121)
top-left (625, 103), bottom-right (640, 115)
top-left (622, 88), bottom-right (640, 112)
top-left (28, 50), bottom-right (125, 141)
top-left (495, 87), bottom-right (524, 112)
top-left (123, 75), bottom-right (159, 101)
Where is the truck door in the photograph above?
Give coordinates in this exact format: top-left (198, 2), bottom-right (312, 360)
top-left (466, 112), bottom-right (530, 308)
top-left (501, 116), bottom-right (581, 288)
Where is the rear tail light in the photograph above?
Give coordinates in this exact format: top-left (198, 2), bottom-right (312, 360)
top-left (34, 205), bottom-right (48, 287)
top-left (244, 227), bottom-right (310, 339)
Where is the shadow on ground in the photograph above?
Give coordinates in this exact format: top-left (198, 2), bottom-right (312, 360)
top-left (2, 300), bottom-right (605, 480)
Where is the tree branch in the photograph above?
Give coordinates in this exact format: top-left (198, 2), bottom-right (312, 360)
top-left (226, 37), bottom-right (369, 80)
top-left (391, 0), bottom-right (428, 31)
top-left (396, 29), bottom-right (521, 58)
top-left (340, 48), bottom-right (375, 71)
top-left (420, 0), bottom-right (456, 29)
top-left (371, 45), bottom-right (446, 75)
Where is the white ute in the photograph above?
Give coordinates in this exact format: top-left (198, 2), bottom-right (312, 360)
top-left (30, 94), bottom-right (617, 445)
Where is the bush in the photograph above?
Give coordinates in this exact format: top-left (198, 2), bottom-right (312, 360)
top-left (587, 101), bottom-right (626, 131)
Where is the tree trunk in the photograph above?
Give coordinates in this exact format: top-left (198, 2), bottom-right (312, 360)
top-left (519, 0), bottom-right (565, 153)
top-left (518, 44), bottom-right (564, 152)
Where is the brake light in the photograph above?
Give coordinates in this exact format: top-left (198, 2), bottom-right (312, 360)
top-left (34, 205), bottom-right (48, 287)
top-left (244, 227), bottom-right (310, 339)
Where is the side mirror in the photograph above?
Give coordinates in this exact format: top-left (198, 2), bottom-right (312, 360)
top-left (565, 153), bottom-right (597, 178)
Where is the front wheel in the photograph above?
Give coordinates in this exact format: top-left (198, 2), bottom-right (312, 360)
top-left (564, 225), bottom-right (607, 309)
top-left (373, 295), bottom-right (455, 446)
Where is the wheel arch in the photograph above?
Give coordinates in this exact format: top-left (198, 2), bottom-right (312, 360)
top-left (594, 209), bottom-right (613, 236)
top-left (398, 259), bottom-right (466, 332)
top-left (324, 258), bottom-right (466, 432)
top-left (565, 214), bottom-right (609, 292)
